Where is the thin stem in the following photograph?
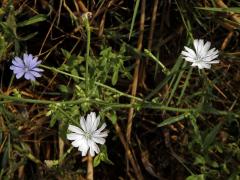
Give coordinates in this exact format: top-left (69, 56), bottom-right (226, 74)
top-left (7, 75), bottom-right (15, 93)
top-left (40, 64), bottom-right (143, 102)
top-left (84, 17), bottom-right (91, 96)
top-left (1, 95), bottom-right (238, 118)
top-left (144, 49), bottom-right (170, 75)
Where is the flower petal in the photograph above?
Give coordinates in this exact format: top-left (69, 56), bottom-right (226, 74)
top-left (30, 71), bottom-right (42, 78)
top-left (92, 114), bottom-right (100, 132)
top-left (29, 57), bottom-right (38, 69)
top-left (32, 67), bottom-right (44, 72)
top-left (78, 138), bottom-right (89, 156)
top-left (92, 137), bottom-right (106, 144)
top-left (200, 41), bottom-right (211, 57)
top-left (24, 72), bottom-right (36, 81)
top-left (86, 112), bottom-right (97, 132)
top-left (93, 131), bottom-right (108, 138)
top-left (12, 57), bottom-right (24, 68)
top-left (184, 57), bottom-right (197, 63)
top-left (207, 60), bottom-right (219, 64)
top-left (16, 71), bottom-right (25, 79)
top-left (88, 140), bottom-right (99, 156)
top-left (96, 123), bottom-right (107, 133)
top-left (23, 53), bottom-right (31, 67)
top-left (10, 66), bottom-right (23, 74)
top-left (67, 133), bottom-right (84, 141)
top-left (80, 116), bottom-right (87, 132)
top-left (68, 125), bottom-right (84, 135)
top-left (182, 46), bottom-right (196, 59)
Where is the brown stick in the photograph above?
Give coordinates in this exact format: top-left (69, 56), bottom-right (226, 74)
top-left (126, 2), bottom-right (146, 177)
top-left (221, 31), bottom-right (234, 50)
top-left (115, 123), bottom-right (143, 180)
top-left (126, 0), bottom-right (146, 143)
top-left (216, 0), bottom-right (240, 23)
top-left (76, 0), bottom-right (88, 13)
top-left (147, 0), bottom-right (159, 50)
top-left (87, 154), bottom-right (93, 180)
top-left (139, 0), bottom-right (159, 90)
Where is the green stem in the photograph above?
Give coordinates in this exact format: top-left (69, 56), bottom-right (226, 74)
top-left (1, 94), bottom-right (239, 118)
top-left (40, 64), bottom-right (143, 102)
top-left (144, 49), bottom-right (170, 75)
top-left (7, 75), bottom-right (15, 92)
top-left (85, 18), bottom-right (91, 96)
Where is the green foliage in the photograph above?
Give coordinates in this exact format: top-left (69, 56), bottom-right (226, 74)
top-left (0, 0), bottom-right (240, 179)
top-left (17, 14), bottom-right (47, 27)
top-left (157, 113), bottom-right (189, 127)
top-left (93, 145), bottom-right (113, 167)
top-left (186, 174), bottom-right (205, 180)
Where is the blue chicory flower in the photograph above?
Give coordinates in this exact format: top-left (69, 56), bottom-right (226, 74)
top-left (10, 53), bottom-right (44, 81)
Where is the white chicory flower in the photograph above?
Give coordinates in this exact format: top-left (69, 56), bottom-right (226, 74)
top-left (67, 112), bottom-right (108, 156)
top-left (181, 39), bottom-right (219, 69)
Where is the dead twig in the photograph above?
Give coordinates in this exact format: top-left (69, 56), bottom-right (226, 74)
top-left (126, 0), bottom-right (146, 143)
top-left (115, 123), bottom-right (143, 180)
top-left (87, 154), bottom-right (94, 180)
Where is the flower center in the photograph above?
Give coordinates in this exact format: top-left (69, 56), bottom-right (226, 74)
top-left (196, 53), bottom-right (204, 62)
top-left (84, 132), bottom-right (92, 140)
top-left (23, 66), bottom-right (29, 72)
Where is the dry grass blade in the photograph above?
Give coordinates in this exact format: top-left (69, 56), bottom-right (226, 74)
top-left (126, 0), bottom-right (146, 143)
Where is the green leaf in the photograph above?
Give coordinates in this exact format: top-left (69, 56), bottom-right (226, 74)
top-left (93, 154), bottom-right (102, 167)
top-left (44, 160), bottom-right (59, 168)
top-left (129, 0), bottom-right (140, 39)
top-left (186, 174), bottom-right (205, 180)
top-left (61, 48), bottom-right (71, 59)
top-left (17, 14), bottom-right (47, 27)
top-left (157, 113), bottom-right (188, 127)
top-left (194, 155), bottom-right (205, 166)
top-left (189, 113), bottom-right (202, 145)
top-left (0, 8), bottom-right (5, 16)
top-left (1, 139), bottom-right (9, 168)
top-left (58, 85), bottom-right (69, 94)
top-left (0, 35), bottom-right (7, 61)
top-left (17, 32), bottom-right (38, 41)
top-left (203, 122), bottom-right (222, 151)
top-left (93, 145), bottom-right (113, 167)
top-left (107, 111), bottom-right (117, 124)
top-left (50, 116), bottom-right (58, 127)
top-left (112, 66), bottom-right (119, 86)
top-left (6, 10), bottom-right (17, 36)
